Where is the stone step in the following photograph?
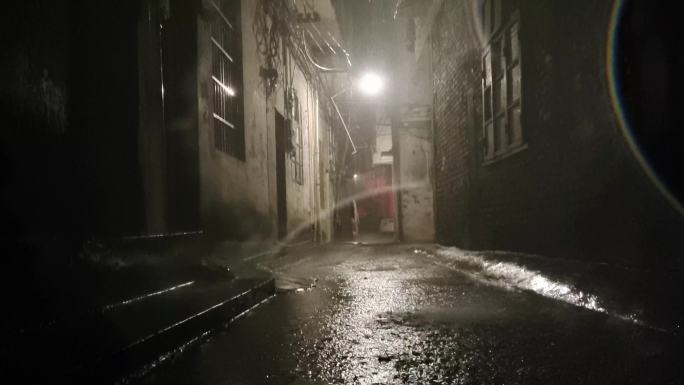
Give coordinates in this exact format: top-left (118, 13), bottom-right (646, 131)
top-left (5, 276), bottom-right (275, 384)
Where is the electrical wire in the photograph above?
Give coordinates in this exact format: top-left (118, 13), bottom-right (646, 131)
top-left (302, 35), bottom-right (347, 72)
top-left (252, 0), bottom-right (356, 156)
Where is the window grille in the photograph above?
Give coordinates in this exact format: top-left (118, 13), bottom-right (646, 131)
top-left (211, 0), bottom-right (244, 160)
top-left (289, 89), bottom-right (304, 185)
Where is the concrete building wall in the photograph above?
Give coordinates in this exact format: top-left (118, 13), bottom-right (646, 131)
top-left (196, 0), bottom-right (272, 241)
top-left (317, 106), bottom-right (335, 243)
top-left (161, 0), bottom-right (202, 234)
top-left (137, 0), bottom-right (169, 235)
top-left (1, 0), bottom-right (216, 240)
top-left (398, 127), bottom-right (435, 242)
top-left (283, 68), bottom-right (316, 240)
top-left (1, 0), bottom-right (339, 252)
top-left (391, 13), bottom-right (436, 242)
top-left (1, 0), bottom-right (74, 239)
top-left (430, 0), bottom-right (684, 268)
top-left (195, 0), bottom-right (333, 243)
top-left (1, 0), bottom-right (156, 239)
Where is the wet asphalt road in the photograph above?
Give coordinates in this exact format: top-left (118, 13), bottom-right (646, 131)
top-left (139, 243), bottom-right (683, 385)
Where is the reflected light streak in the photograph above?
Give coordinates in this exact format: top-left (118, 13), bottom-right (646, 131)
top-left (416, 247), bottom-right (671, 333)
top-left (242, 181), bottom-right (428, 262)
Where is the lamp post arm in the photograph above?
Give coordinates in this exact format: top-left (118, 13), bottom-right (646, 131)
top-left (330, 88), bottom-right (357, 155)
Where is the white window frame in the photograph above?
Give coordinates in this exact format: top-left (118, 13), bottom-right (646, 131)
top-left (482, 7), bottom-right (524, 163)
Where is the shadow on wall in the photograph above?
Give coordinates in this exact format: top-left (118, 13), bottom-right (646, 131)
top-left (204, 202), bottom-right (273, 242)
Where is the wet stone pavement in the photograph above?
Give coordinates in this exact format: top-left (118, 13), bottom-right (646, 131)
top-left (138, 244), bottom-right (683, 384)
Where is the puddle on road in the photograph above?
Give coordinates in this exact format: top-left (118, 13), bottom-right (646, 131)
top-left (278, 248), bottom-right (679, 384)
top-left (286, 286), bottom-right (511, 384)
top-left (354, 264), bottom-right (399, 272)
top-left (275, 275), bottom-right (318, 293)
top-left (283, 264), bottom-right (494, 385)
top-left (376, 306), bottom-right (507, 328)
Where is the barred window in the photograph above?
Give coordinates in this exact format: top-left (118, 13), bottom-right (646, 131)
top-left (211, 0), bottom-right (244, 160)
top-left (289, 89), bottom-right (304, 185)
top-left (482, 0), bottom-right (522, 161)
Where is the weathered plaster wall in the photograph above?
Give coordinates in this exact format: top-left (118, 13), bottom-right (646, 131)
top-left (197, 0), bottom-right (273, 241)
top-left (399, 127), bottom-right (435, 242)
top-left (196, 0), bottom-right (330, 243)
top-left (284, 68), bottom-right (316, 241)
top-left (0, 0), bottom-right (335, 245)
top-left (317, 109), bottom-right (335, 242)
top-left (391, 14), bottom-right (436, 242)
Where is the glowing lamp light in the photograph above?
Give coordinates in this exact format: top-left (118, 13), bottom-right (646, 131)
top-left (357, 72), bottom-right (384, 96)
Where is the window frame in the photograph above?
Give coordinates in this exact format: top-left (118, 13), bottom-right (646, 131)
top-left (482, 5), bottom-right (524, 164)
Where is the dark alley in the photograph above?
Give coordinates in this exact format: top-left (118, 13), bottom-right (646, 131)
top-left (1, 0), bottom-right (683, 384)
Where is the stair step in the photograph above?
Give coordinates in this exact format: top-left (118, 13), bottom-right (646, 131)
top-left (4, 277), bottom-right (275, 384)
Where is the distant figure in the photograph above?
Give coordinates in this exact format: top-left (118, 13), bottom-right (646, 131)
top-left (350, 199), bottom-right (359, 240)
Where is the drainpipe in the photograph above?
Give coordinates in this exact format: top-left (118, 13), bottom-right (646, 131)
top-left (391, 106), bottom-right (403, 242)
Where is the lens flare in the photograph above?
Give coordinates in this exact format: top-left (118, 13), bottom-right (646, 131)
top-left (607, 0), bottom-right (684, 216)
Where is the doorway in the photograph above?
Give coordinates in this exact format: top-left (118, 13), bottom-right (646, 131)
top-left (275, 112), bottom-right (288, 240)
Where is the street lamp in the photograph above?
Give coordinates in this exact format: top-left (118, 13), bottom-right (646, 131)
top-left (331, 71), bottom-right (386, 155)
top-left (357, 72), bottom-right (385, 97)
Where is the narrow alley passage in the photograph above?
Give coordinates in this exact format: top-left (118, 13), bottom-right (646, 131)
top-left (2, 0), bottom-right (684, 383)
top-left (138, 243), bottom-right (682, 385)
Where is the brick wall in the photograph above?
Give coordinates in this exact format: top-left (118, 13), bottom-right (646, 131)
top-left (432, 1), bottom-right (482, 248)
top-left (432, 0), bottom-right (684, 268)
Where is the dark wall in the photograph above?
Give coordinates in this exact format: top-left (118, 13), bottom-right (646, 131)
top-left (0, 1), bottom-right (72, 241)
top-left (431, 1), bottom-right (482, 249)
top-left (164, 0), bottom-right (201, 233)
top-left (432, 0), bottom-right (684, 268)
top-left (616, 1), bottom-right (684, 206)
top-left (69, 0), bottom-right (145, 237)
top-left (1, 0), bottom-right (147, 242)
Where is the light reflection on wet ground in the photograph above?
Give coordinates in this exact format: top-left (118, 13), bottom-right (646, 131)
top-left (140, 244), bottom-right (683, 385)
